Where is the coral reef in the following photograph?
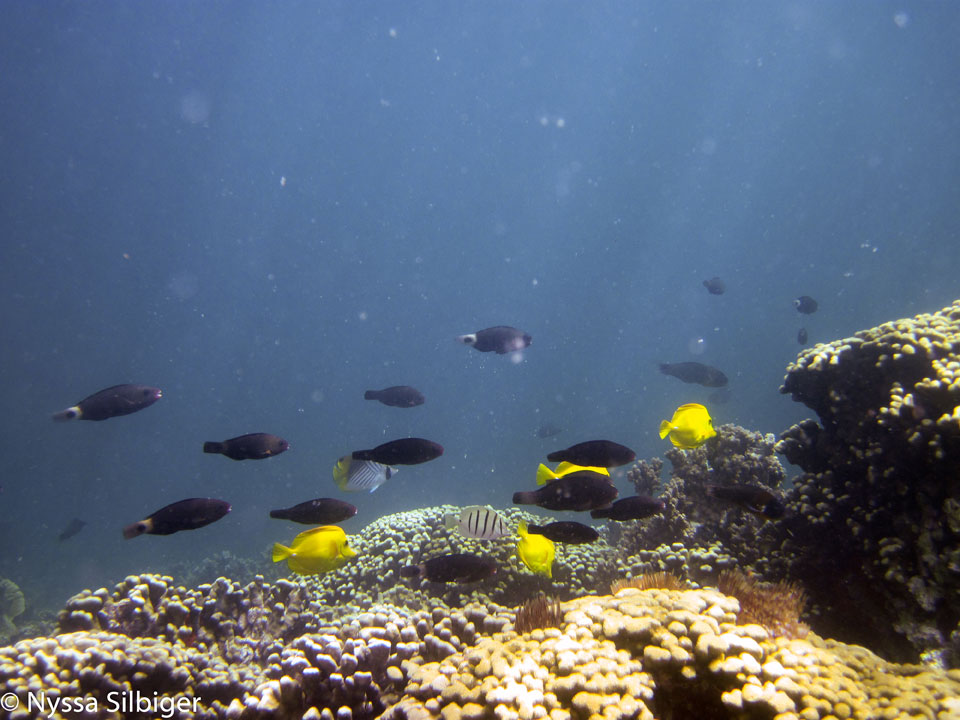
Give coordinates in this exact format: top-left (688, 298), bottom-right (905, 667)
top-left (0, 577), bottom-right (25, 643)
top-left (775, 299), bottom-right (960, 663)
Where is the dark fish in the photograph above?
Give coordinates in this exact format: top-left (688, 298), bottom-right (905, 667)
top-left (400, 553), bottom-right (498, 583)
top-left (352, 437), bottom-right (443, 465)
top-left (703, 277), bottom-right (726, 295)
top-left (536, 423), bottom-right (563, 439)
top-left (53, 384), bottom-right (162, 422)
top-left (457, 325), bottom-right (532, 354)
top-left (659, 362), bottom-right (728, 388)
top-left (590, 495), bottom-right (665, 521)
top-left (513, 471), bottom-right (619, 511)
top-left (364, 386), bottom-right (425, 408)
top-left (706, 484), bottom-right (785, 519)
top-left (270, 498), bottom-right (358, 525)
top-left (794, 296), bottom-right (818, 314)
top-left (123, 498), bottom-right (231, 539)
top-left (526, 521), bottom-right (599, 544)
top-left (58, 517), bottom-right (87, 542)
top-left (797, 328), bottom-right (808, 345)
top-left (546, 440), bottom-right (636, 468)
top-left (203, 433), bottom-right (289, 461)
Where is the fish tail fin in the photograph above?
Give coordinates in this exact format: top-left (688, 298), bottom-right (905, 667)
top-left (333, 456), bottom-right (350, 489)
top-left (513, 491), bottom-right (535, 505)
top-left (658, 421), bottom-right (672, 439)
top-left (272, 543), bottom-right (293, 563)
top-left (589, 508), bottom-right (609, 519)
top-left (203, 442), bottom-right (223, 454)
top-left (363, 390), bottom-right (377, 400)
top-left (52, 406), bottom-right (80, 422)
top-left (122, 520), bottom-right (149, 540)
top-left (535, 464), bottom-right (557, 486)
top-left (517, 520), bottom-right (528, 538)
top-left (443, 513), bottom-right (458, 530)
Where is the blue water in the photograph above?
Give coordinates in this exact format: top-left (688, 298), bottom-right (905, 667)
top-left (2, 2), bottom-right (959, 609)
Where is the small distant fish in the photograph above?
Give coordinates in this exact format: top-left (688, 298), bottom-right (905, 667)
top-left (272, 525), bottom-right (357, 575)
top-left (270, 498), bottom-right (358, 525)
top-left (708, 387), bottom-right (731, 405)
top-left (333, 456), bottom-right (398, 493)
top-left (203, 433), bottom-right (289, 461)
top-left (58, 517), bottom-right (87, 542)
top-left (53, 384), bottom-right (162, 422)
top-left (352, 438), bottom-right (443, 465)
top-left (794, 296), bottom-right (818, 314)
top-left (703, 277), bottom-right (726, 295)
top-left (536, 423), bottom-right (563, 439)
top-left (513, 471), bottom-right (618, 511)
top-left (516, 520), bottom-right (555, 577)
top-left (590, 495), bottom-right (666, 521)
top-left (659, 403), bottom-right (717, 449)
top-left (443, 505), bottom-right (510, 539)
top-left (536, 461), bottom-right (610, 486)
top-left (400, 553), bottom-right (498, 583)
top-left (706, 484), bottom-right (785, 519)
top-left (797, 328), bottom-right (808, 345)
top-left (456, 325), bottom-right (532, 354)
top-left (123, 498), bottom-right (231, 539)
top-left (546, 440), bottom-right (636, 468)
top-left (364, 386), bottom-right (425, 408)
top-left (659, 362), bottom-right (728, 388)
top-left (526, 521), bottom-right (599, 545)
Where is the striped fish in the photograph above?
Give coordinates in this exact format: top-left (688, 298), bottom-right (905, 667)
top-left (443, 505), bottom-right (510, 540)
top-left (333, 455), bottom-right (398, 493)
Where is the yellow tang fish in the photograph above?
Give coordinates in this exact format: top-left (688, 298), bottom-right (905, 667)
top-left (535, 461), bottom-right (610, 486)
top-left (516, 520), bottom-right (555, 578)
top-left (659, 403), bottom-right (717, 449)
top-left (272, 525), bottom-right (357, 575)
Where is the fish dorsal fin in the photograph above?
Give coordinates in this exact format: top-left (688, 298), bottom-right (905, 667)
top-left (677, 403), bottom-right (706, 412)
top-left (293, 525), bottom-right (341, 542)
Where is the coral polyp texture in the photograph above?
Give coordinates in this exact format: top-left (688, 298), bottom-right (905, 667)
top-left (776, 299), bottom-right (960, 665)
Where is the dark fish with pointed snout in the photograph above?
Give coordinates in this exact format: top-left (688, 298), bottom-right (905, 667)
top-left (269, 498), bottom-right (358, 525)
top-left (352, 437), bottom-right (443, 465)
top-left (659, 362), bottom-right (728, 388)
top-left (526, 521), bottom-right (599, 544)
top-left (400, 553), bottom-right (498, 583)
top-left (203, 433), bottom-right (289, 461)
top-left (53, 384), bottom-right (162, 421)
top-left (547, 440), bottom-right (636, 468)
top-left (703, 277), bottom-right (726, 295)
top-left (58, 517), bottom-right (87, 542)
top-left (794, 296), bottom-right (818, 314)
top-left (364, 385), bottom-right (425, 408)
top-left (457, 326), bottom-right (531, 354)
top-left (590, 495), bottom-right (665, 521)
top-left (706, 484), bottom-right (785, 519)
top-left (513, 471), bottom-right (618, 511)
top-left (123, 498), bottom-right (231, 539)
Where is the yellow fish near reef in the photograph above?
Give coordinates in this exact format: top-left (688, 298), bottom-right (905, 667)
top-left (535, 461), bottom-right (610, 486)
top-left (659, 403), bottom-right (717, 449)
top-left (516, 520), bottom-right (555, 578)
top-left (272, 525), bottom-right (357, 575)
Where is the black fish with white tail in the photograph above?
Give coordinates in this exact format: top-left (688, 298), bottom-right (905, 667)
top-left (457, 325), bottom-right (532, 354)
top-left (526, 521), bottom-right (599, 544)
top-left (659, 361), bottom-right (728, 387)
top-left (364, 386), bottom-right (425, 407)
top-left (706, 484), bottom-right (785, 519)
top-left (400, 553), bottom-right (497, 583)
top-left (352, 437), bottom-right (443, 465)
top-left (703, 277), bottom-right (726, 295)
top-left (203, 433), bottom-right (289, 461)
top-left (513, 471), bottom-right (618, 511)
top-left (590, 495), bottom-right (665, 521)
top-left (269, 498), bottom-right (358, 525)
top-left (58, 517), bottom-right (87, 542)
top-left (794, 296), bottom-right (818, 314)
top-left (53, 384), bottom-right (162, 421)
top-left (546, 440), bottom-right (636, 468)
top-left (123, 498), bottom-right (231, 539)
